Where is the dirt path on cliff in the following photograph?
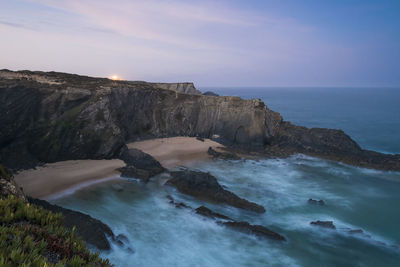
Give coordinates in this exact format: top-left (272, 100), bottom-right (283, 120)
top-left (127, 137), bottom-right (224, 169)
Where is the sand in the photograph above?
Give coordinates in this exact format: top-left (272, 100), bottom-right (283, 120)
top-left (14, 137), bottom-right (223, 199)
top-left (14, 159), bottom-right (125, 199)
top-left (127, 137), bottom-right (223, 169)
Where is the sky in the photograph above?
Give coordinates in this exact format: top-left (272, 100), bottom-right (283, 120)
top-left (0, 0), bottom-right (399, 87)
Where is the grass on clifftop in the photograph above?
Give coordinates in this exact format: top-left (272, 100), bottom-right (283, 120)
top-left (0, 195), bottom-right (111, 266)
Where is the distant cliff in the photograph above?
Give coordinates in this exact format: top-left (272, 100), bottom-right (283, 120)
top-left (150, 82), bottom-right (201, 95)
top-left (0, 70), bottom-right (399, 171)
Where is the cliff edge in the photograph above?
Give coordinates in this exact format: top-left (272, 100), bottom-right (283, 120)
top-left (0, 69), bottom-right (399, 171)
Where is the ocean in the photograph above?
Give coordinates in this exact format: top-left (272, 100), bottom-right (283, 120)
top-left (52, 87), bottom-right (400, 266)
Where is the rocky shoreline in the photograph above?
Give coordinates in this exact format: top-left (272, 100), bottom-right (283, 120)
top-left (1, 69), bottom-right (399, 172)
top-left (1, 69), bottom-right (400, 264)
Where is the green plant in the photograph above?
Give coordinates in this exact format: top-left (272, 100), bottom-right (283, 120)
top-left (0, 196), bottom-right (111, 266)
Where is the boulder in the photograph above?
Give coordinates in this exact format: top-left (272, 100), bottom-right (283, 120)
top-left (166, 170), bottom-right (265, 213)
top-left (118, 148), bottom-right (164, 182)
top-left (310, 220), bottom-right (336, 229)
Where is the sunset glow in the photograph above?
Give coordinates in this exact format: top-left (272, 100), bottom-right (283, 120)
top-left (109, 75), bottom-right (121, 81)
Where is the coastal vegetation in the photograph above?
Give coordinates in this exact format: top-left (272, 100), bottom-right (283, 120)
top-left (0, 196), bottom-right (111, 266)
top-left (0, 164), bottom-right (111, 266)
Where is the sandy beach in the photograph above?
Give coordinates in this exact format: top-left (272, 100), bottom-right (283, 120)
top-left (128, 136), bottom-right (223, 169)
top-left (14, 137), bottom-right (223, 199)
top-left (14, 159), bottom-right (125, 199)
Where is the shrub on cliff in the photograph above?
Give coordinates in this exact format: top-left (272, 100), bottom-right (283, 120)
top-left (0, 195), bottom-right (111, 266)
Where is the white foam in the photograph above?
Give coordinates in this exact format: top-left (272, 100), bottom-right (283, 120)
top-left (45, 175), bottom-right (121, 201)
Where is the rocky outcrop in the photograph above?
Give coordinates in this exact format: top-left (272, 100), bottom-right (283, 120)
top-left (203, 91), bottom-right (219, 96)
top-left (194, 205), bottom-right (285, 241)
top-left (310, 220), bottom-right (336, 229)
top-left (267, 122), bottom-right (400, 171)
top-left (0, 164), bottom-right (25, 200)
top-left (29, 197), bottom-right (115, 250)
top-left (195, 206), bottom-right (233, 220)
top-left (118, 148), bottom-right (164, 182)
top-left (223, 221), bottom-right (286, 241)
top-left (208, 147), bottom-right (241, 160)
top-left (1, 69), bottom-right (398, 171)
top-left (166, 195), bottom-right (191, 209)
top-left (166, 170), bottom-right (266, 213)
top-left (150, 82), bottom-right (201, 95)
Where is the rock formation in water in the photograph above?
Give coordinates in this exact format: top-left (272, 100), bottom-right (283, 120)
top-left (0, 69), bottom-right (399, 171)
top-left (222, 221), bottom-right (286, 241)
top-left (166, 170), bottom-right (266, 213)
top-left (195, 205), bottom-right (233, 220)
top-left (118, 148), bottom-right (164, 182)
top-left (310, 220), bottom-right (336, 229)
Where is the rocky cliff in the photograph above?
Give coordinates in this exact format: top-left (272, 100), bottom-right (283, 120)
top-left (0, 69), bottom-right (399, 171)
top-left (150, 82), bottom-right (201, 95)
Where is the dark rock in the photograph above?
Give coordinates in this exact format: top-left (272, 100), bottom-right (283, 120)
top-left (196, 137), bottom-right (205, 142)
top-left (203, 91), bottom-right (219, 96)
top-left (166, 170), bottom-right (265, 213)
top-left (310, 220), bottom-right (336, 229)
top-left (195, 206), bottom-right (233, 221)
top-left (166, 195), bottom-right (174, 203)
top-left (116, 234), bottom-right (129, 247)
top-left (207, 147), bottom-right (241, 160)
top-left (166, 195), bottom-right (191, 209)
top-left (118, 148), bottom-right (164, 182)
top-left (28, 197), bottom-right (115, 250)
top-left (223, 221), bottom-right (285, 241)
top-left (308, 198), bottom-right (325, 205)
top-left (348, 229), bottom-right (364, 234)
top-left (267, 122), bottom-right (400, 171)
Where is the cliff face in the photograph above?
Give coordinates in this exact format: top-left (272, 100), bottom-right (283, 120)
top-left (150, 82), bottom-right (202, 95)
top-left (0, 70), bottom-right (281, 169)
top-left (0, 70), bottom-right (399, 171)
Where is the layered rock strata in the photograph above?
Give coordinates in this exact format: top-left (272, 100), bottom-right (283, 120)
top-left (0, 69), bottom-right (398, 171)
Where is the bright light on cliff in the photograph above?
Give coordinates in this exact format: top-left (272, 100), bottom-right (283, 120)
top-left (109, 75), bottom-right (121, 81)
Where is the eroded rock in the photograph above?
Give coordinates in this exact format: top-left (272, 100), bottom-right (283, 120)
top-left (310, 220), bottom-right (336, 229)
top-left (208, 147), bottom-right (241, 160)
top-left (118, 148), bottom-right (164, 182)
top-left (223, 221), bottom-right (286, 241)
top-left (195, 206), bottom-right (233, 221)
top-left (166, 170), bottom-right (265, 213)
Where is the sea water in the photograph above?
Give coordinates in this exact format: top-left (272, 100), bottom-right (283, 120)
top-left (52, 87), bottom-right (400, 267)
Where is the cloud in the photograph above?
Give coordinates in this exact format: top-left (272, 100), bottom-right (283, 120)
top-left (3, 0), bottom-right (396, 86)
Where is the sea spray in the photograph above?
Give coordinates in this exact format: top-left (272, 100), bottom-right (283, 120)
top-left (52, 156), bottom-right (400, 266)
